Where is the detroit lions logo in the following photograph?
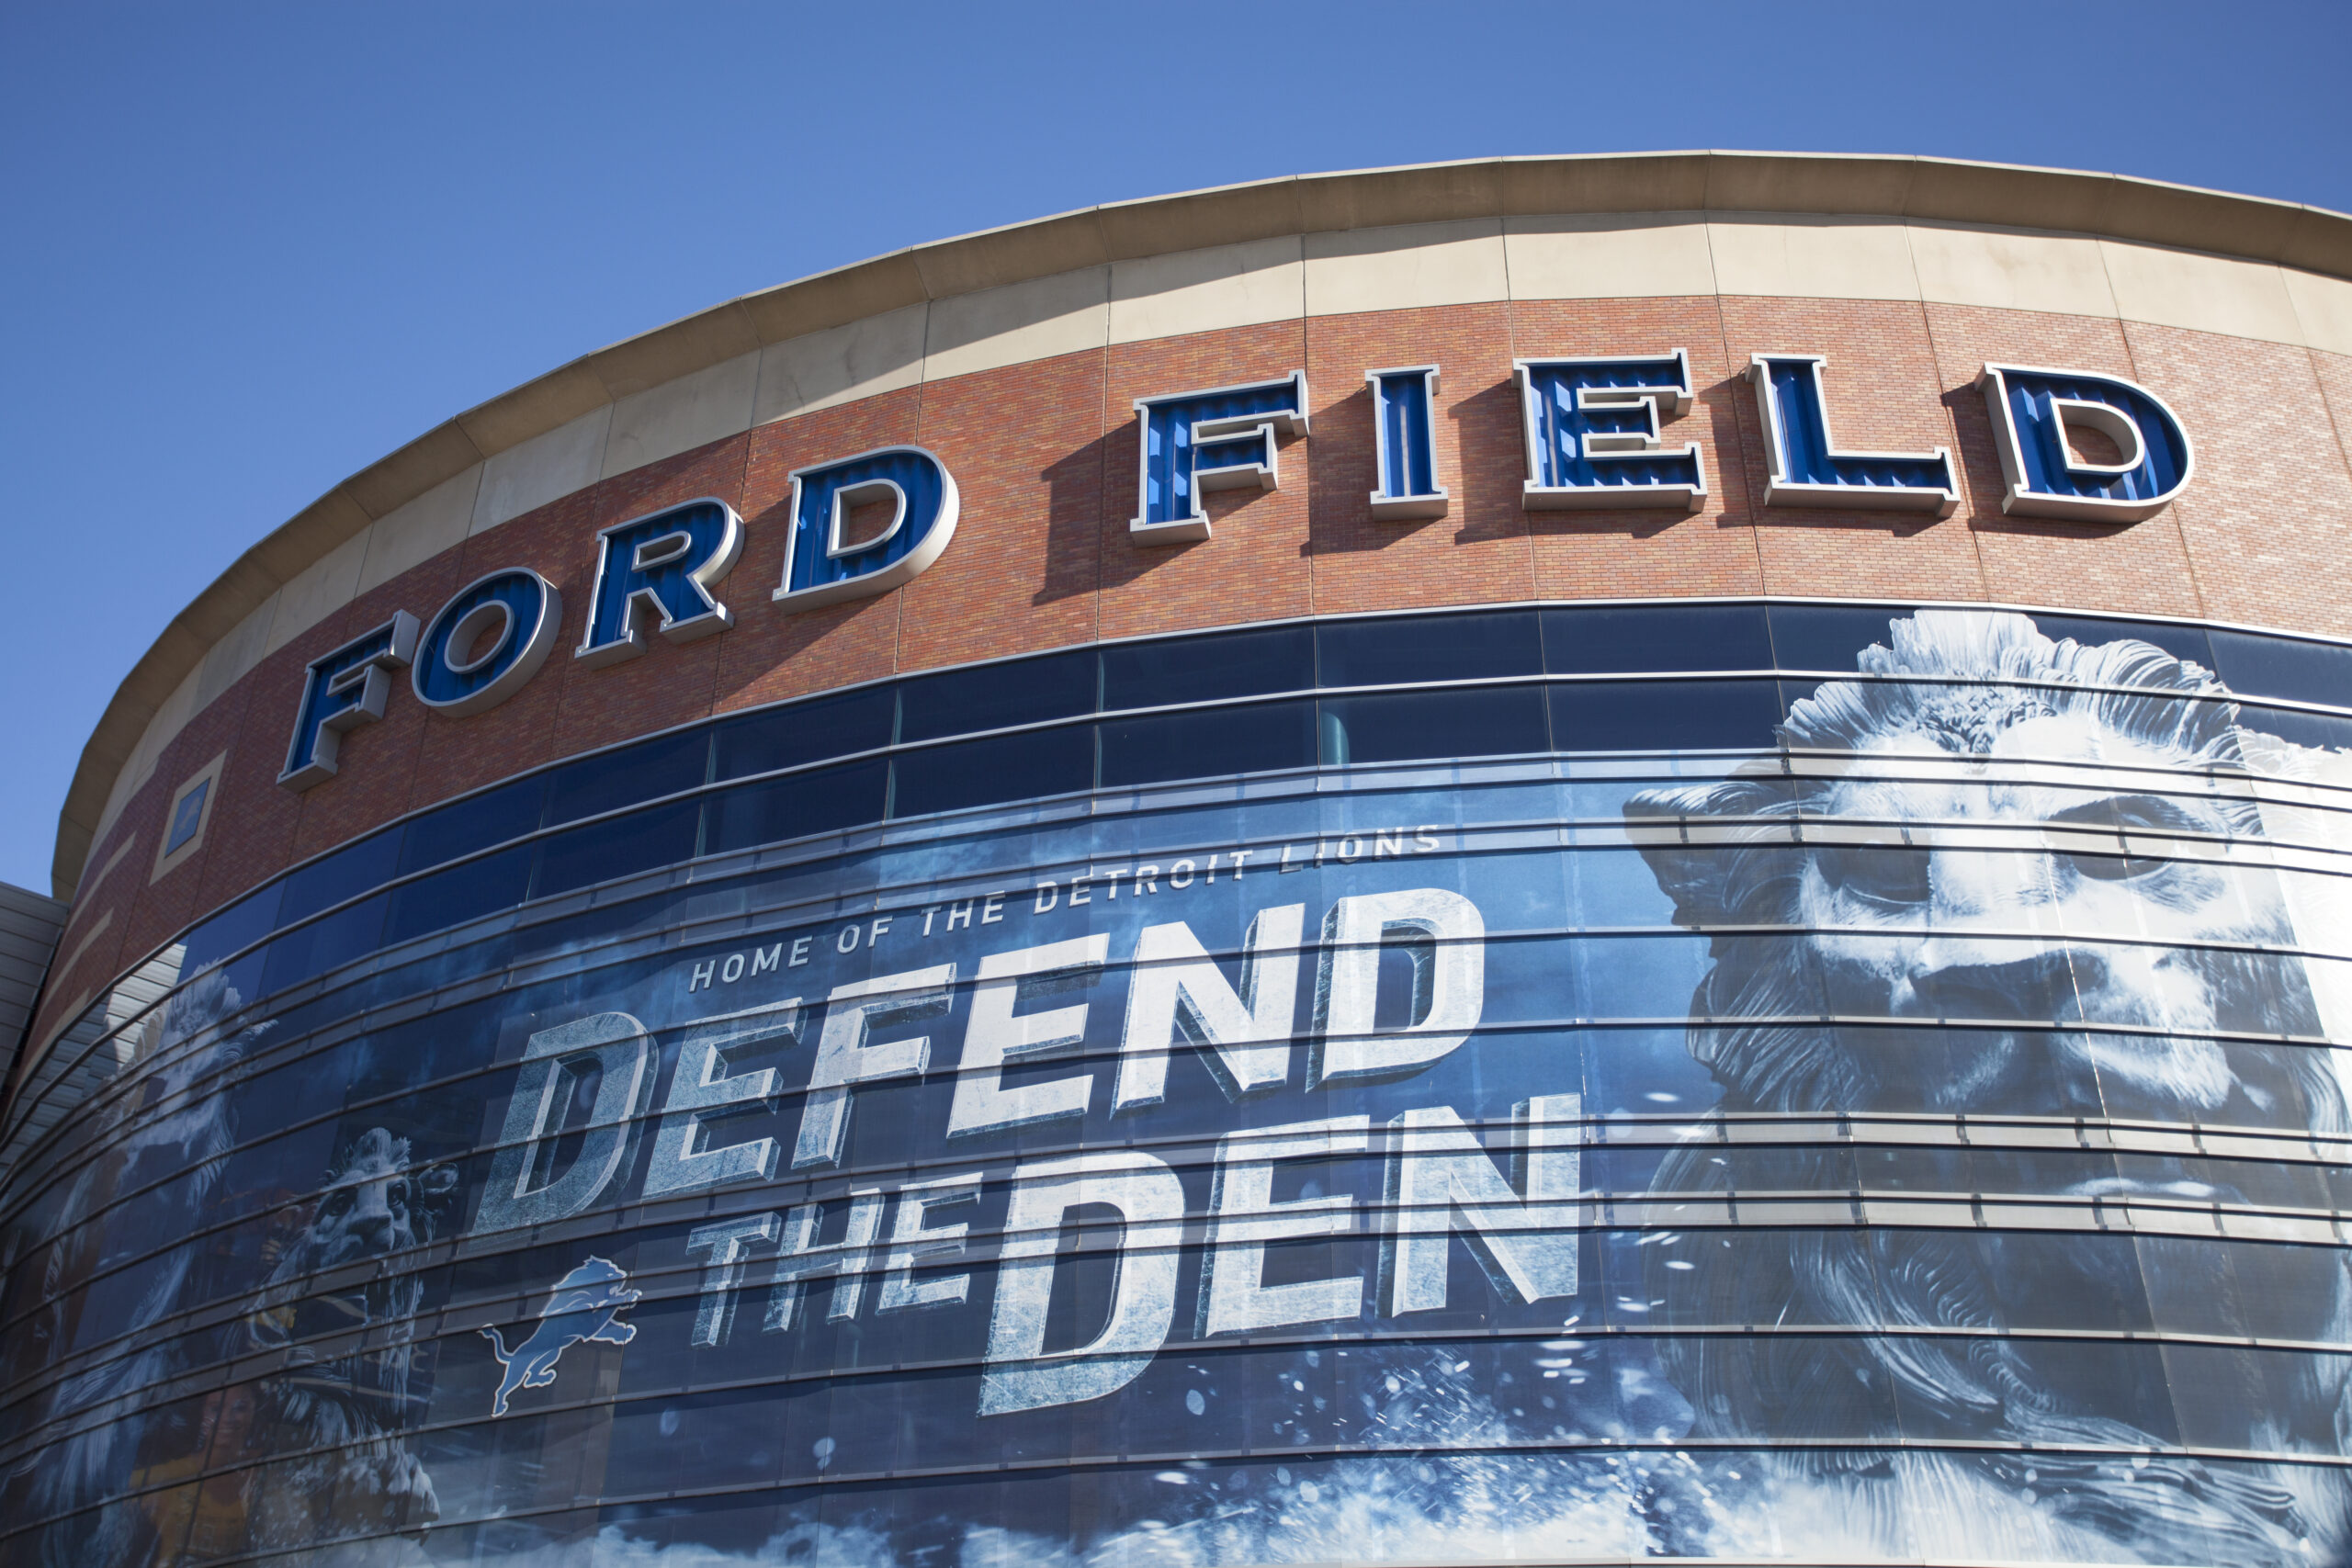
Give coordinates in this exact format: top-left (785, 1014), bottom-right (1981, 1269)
top-left (480, 1257), bottom-right (640, 1416)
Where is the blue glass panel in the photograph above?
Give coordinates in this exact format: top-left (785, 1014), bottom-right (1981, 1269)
top-left (1099, 700), bottom-right (1315, 786)
top-left (2237, 702), bottom-right (2352, 751)
top-left (1317, 684), bottom-right (1548, 765)
top-left (397, 777), bottom-right (547, 874)
top-left (898, 649), bottom-right (1096, 743)
top-left (1766, 604), bottom-right (1917, 673)
top-left (543, 731), bottom-right (710, 827)
top-left (889, 725), bottom-right (1094, 817)
top-left (1317, 611), bottom-right (1543, 688)
top-left (531, 800), bottom-right (701, 897)
top-left (1544, 604), bottom-right (1772, 673)
top-left (383, 846), bottom-right (533, 946)
top-left (704, 760), bottom-right (889, 854)
top-left (257, 891), bottom-right (388, 997)
top-left (712, 687), bottom-right (896, 782)
top-left (2210, 629), bottom-right (2352, 711)
top-left (1101, 625), bottom-right (1314, 710)
top-left (1548, 678), bottom-right (1781, 751)
top-left (177, 881), bottom-right (284, 975)
top-left (276, 827), bottom-right (404, 928)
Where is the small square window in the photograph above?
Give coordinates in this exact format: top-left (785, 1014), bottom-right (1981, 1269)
top-left (164, 779), bottom-right (210, 855)
top-left (152, 751), bottom-right (228, 884)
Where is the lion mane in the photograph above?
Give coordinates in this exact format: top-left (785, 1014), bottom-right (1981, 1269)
top-left (1626, 610), bottom-right (2350, 1562)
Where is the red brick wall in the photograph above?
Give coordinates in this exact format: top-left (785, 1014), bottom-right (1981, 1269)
top-left (31, 293), bottom-right (2352, 1056)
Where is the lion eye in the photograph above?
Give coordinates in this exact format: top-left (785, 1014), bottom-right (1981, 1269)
top-left (2064, 850), bottom-right (2164, 883)
top-left (1816, 845), bottom-right (1929, 907)
top-left (322, 1190), bottom-right (352, 1216)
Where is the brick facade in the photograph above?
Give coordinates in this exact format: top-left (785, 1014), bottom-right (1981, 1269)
top-left (29, 284), bottom-right (2352, 1059)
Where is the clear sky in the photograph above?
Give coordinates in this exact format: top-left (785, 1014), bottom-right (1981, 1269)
top-left (3, 0), bottom-right (2346, 896)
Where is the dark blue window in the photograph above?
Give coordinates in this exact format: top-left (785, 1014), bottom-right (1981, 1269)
top-left (543, 731), bottom-right (709, 827)
top-left (1544, 604), bottom-right (1771, 673)
top-left (1318, 685), bottom-right (1549, 766)
top-left (383, 846), bottom-right (533, 946)
top-left (1550, 678), bottom-right (1782, 751)
top-left (276, 828), bottom-right (403, 928)
top-left (178, 882), bottom-right (283, 976)
top-left (713, 687), bottom-right (896, 781)
top-left (532, 801), bottom-right (702, 898)
top-left (1102, 625), bottom-right (1315, 711)
top-left (1100, 700), bottom-right (1316, 787)
top-left (2238, 702), bottom-right (2352, 752)
top-left (397, 778), bottom-right (546, 875)
top-left (705, 760), bottom-right (889, 854)
top-left (898, 649), bottom-right (1096, 744)
top-left (890, 726), bottom-right (1094, 817)
top-left (259, 892), bottom-right (388, 997)
top-left (2210, 629), bottom-right (2352, 710)
top-left (1767, 604), bottom-right (1917, 674)
top-left (1317, 611), bottom-right (1543, 688)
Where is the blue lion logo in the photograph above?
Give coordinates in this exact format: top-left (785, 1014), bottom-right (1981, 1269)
top-left (481, 1256), bottom-right (641, 1416)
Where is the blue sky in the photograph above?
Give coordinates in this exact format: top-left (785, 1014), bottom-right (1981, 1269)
top-left (3, 0), bottom-right (2347, 895)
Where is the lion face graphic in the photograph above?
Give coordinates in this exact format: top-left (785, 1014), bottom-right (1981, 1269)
top-left (1628, 610), bottom-right (2352, 1563)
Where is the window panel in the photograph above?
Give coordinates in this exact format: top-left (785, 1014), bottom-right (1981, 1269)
top-left (1099, 699), bottom-right (1315, 787)
top-left (1766, 604), bottom-right (1917, 674)
top-left (543, 731), bottom-right (710, 827)
top-left (178, 882), bottom-right (284, 976)
top-left (889, 726), bottom-right (1094, 817)
top-left (257, 892), bottom-right (388, 997)
top-left (1101, 625), bottom-right (1314, 711)
top-left (276, 827), bottom-right (404, 928)
top-left (1318, 684), bottom-right (1549, 765)
top-left (713, 687), bottom-right (897, 782)
top-left (397, 777), bottom-right (546, 874)
top-left (2210, 627), bottom-right (2352, 711)
top-left (898, 649), bottom-right (1095, 744)
top-left (705, 760), bottom-right (889, 854)
top-left (382, 846), bottom-right (533, 946)
top-left (1549, 678), bottom-right (1782, 752)
top-left (1317, 610), bottom-right (1543, 688)
top-left (1544, 604), bottom-right (1771, 673)
top-left (531, 800), bottom-right (701, 898)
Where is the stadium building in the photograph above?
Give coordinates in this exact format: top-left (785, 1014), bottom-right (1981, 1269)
top-left (8, 152), bottom-right (2352, 1566)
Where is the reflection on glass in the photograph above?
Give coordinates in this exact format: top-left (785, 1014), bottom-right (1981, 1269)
top-left (531, 800), bottom-right (701, 897)
top-left (1549, 678), bottom-right (1781, 752)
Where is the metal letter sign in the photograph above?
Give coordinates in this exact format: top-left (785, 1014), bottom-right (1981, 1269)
top-left (775, 446), bottom-right (960, 611)
top-left (576, 497), bottom-right (743, 668)
top-left (1366, 366), bottom-right (1449, 520)
top-left (279, 611), bottom-right (420, 790)
top-left (1130, 370), bottom-right (1310, 543)
top-left (1747, 354), bottom-right (1957, 514)
top-left (1975, 363), bottom-right (2194, 522)
top-left (413, 568), bottom-right (562, 717)
top-left (1516, 353), bottom-right (1706, 513)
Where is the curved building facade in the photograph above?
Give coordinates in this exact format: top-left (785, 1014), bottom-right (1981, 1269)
top-left (10, 152), bottom-right (2352, 1567)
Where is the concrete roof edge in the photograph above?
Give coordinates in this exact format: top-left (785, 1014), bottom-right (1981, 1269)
top-left (50, 151), bottom-right (2352, 898)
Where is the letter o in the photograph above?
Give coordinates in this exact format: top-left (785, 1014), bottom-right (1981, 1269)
top-left (413, 568), bottom-right (563, 716)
